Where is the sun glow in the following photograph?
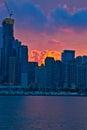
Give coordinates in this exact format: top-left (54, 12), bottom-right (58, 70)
top-left (30, 50), bottom-right (61, 65)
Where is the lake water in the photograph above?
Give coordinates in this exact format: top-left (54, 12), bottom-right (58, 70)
top-left (0, 96), bottom-right (87, 130)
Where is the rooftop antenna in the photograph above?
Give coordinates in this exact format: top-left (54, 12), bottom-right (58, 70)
top-left (4, 0), bottom-right (13, 19)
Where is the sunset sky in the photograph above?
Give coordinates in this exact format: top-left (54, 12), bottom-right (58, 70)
top-left (1, 0), bottom-right (87, 64)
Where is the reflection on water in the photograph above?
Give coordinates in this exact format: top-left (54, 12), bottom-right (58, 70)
top-left (0, 96), bottom-right (87, 130)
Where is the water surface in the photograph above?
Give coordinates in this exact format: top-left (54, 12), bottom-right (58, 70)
top-left (0, 96), bottom-right (87, 130)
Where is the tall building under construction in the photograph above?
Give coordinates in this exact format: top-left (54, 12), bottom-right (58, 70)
top-left (2, 18), bottom-right (15, 83)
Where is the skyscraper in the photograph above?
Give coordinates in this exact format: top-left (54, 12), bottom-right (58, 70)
top-left (45, 57), bottom-right (55, 90)
top-left (35, 65), bottom-right (46, 90)
top-left (12, 39), bottom-right (21, 85)
top-left (8, 56), bottom-right (16, 85)
top-left (83, 56), bottom-right (87, 64)
top-left (19, 45), bottom-right (28, 85)
top-left (2, 18), bottom-right (14, 83)
top-left (28, 62), bottom-right (38, 85)
top-left (62, 50), bottom-right (75, 62)
top-left (53, 60), bottom-right (63, 89)
top-left (69, 61), bottom-right (77, 89)
top-left (19, 45), bottom-right (28, 73)
top-left (61, 50), bottom-right (75, 88)
top-left (75, 56), bottom-right (82, 65)
top-left (76, 64), bottom-right (85, 92)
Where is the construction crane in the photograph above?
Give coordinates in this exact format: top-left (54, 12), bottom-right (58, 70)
top-left (4, 0), bottom-right (13, 19)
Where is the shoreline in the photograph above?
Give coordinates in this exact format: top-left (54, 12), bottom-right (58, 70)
top-left (0, 85), bottom-right (86, 96)
top-left (0, 91), bottom-right (87, 96)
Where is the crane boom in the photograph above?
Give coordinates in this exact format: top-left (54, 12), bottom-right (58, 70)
top-left (4, 0), bottom-right (13, 19)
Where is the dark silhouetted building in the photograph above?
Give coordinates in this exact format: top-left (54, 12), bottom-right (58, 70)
top-left (62, 50), bottom-right (75, 62)
top-left (2, 18), bottom-right (14, 83)
top-left (20, 45), bottom-right (28, 73)
top-left (61, 50), bottom-right (75, 88)
top-left (75, 56), bottom-right (82, 65)
top-left (12, 39), bottom-right (21, 85)
top-left (8, 56), bottom-right (16, 85)
top-left (45, 57), bottom-right (55, 89)
top-left (28, 62), bottom-right (38, 85)
top-left (35, 65), bottom-right (46, 90)
top-left (83, 56), bottom-right (87, 64)
top-left (53, 60), bottom-right (63, 89)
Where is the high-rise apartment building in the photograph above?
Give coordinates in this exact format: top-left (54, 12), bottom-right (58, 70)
top-left (83, 56), bottom-right (87, 64)
top-left (19, 45), bottom-right (28, 73)
top-left (45, 57), bottom-right (55, 89)
top-left (28, 62), bottom-right (38, 85)
top-left (75, 56), bottom-right (82, 65)
top-left (8, 56), bottom-right (16, 85)
top-left (76, 64), bottom-right (85, 92)
top-left (61, 50), bottom-right (75, 88)
top-left (62, 50), bottom-right (75, 62)
top-left (53, 60), bottom-right (63, 89)
top-left (69, 61), bottom-right (77, 89)
top-left (12, 39), bottom-right (21, 84)
top-left (35, 65), bottom-right (46, 90)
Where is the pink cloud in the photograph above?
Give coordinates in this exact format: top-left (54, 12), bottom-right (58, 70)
top-left (48, 38), bottom-right (65, 46)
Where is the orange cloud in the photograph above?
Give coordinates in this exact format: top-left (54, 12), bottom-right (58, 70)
top-left (30, 50), bottom-right (61, 65)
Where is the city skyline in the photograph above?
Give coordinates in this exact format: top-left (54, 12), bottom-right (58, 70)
top-left (0, 0), bottom-right (87, 64)
top-left (0, 17), bottom-right (87, 93)
top-left (0, 2), bottom-right (87, 129)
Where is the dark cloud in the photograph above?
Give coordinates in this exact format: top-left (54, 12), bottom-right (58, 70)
top-left (16, 3), bottom-right (87, 32)
top-left (71, 10), bottom-right (87, 28)
top-left (50, 8), bottom-right (71, 28)
top-left (22, 0), bottom-right (87, 14)
top-left (50, 7), bottom-right (87, 31)
top-left (1, 1), bottom-right (87, 32)
top-left (0, 1), bottom-right (47, 31)
top-left (15, 2), bottom-right (47, 31)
